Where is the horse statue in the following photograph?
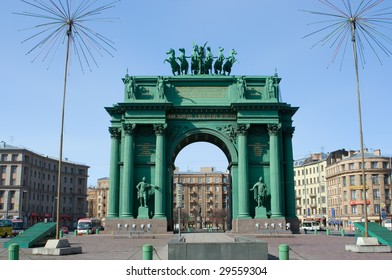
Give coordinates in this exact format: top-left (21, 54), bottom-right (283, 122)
top-left (164, 48), bottom-right (180, 76)
top-left (203, 46), bottom-right (213, 74)
top-left (177, 48), bottom-right (189, 75)
top-left (213, 47), bottom-right (225, 75)
top-left (223, 49), bottom-right (237, 75)
top-left (191, 43), bottom-right (199, 75)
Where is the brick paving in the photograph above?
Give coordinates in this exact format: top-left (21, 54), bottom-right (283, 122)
top-left (1, 231), bottom-right (391, 260)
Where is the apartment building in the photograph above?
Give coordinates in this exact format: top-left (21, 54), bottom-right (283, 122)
top-left (294, 153), bottom-right (328, 225)
top-left (173, 167), bottom-right (230, 230)
top-left (0, 142), bottom-right (89, 228)
top-left (86, 177), bottom-right (109, 219)
top-left (326, 149), bottom-right (392, 229)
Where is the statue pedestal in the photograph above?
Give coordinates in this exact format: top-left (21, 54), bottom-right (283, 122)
top-left (255, 207), bottom-right (267, 218)
top-left (137, 206), bottom-right (149, 219)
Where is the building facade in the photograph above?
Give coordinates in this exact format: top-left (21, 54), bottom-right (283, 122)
top-left (173, 167), bottom-right (231, 230)
top-left (326, 149), bottom-right (392, 230)
top-left (294, 153), bottom-right (328, 225)
top-left (86, 177), bottom-right (109, 220)
top-left (0, 142), bottom-right (89, 229)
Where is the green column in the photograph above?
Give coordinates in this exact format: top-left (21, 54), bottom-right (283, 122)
top-left (107, 127), bottom-right (121, 218)
top-left (268, 124), bottom-right (283, 218)
top-left (283, 127), bottom-right (296, 218)
top-left (120, 124), bottom-right (135, 218)
top-left (237, 124), bottom-right (250, 218)
top-left (153, 124), bottom-right (167, 219)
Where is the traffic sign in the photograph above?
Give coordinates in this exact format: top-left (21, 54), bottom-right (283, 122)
top-left (381, 209), bottom-right (387, 219)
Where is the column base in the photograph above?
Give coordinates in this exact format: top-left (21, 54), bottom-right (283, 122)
top-left (237, 214), bottom-right (251, 219)
top-left (106, 214), bottom-right (119, 219)
top-left (120, 213), bottom-right (133, 219)
top-left (153, 213), bottom-right (166, 219)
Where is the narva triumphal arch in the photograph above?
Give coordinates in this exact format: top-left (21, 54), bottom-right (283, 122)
top-left (105, 46), bottom-right (299, 233)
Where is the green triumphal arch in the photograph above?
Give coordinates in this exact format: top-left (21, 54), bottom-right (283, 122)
top-left (105, 46), bottom-right (299, 233)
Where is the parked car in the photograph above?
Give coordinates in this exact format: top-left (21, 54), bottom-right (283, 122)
top-left (60, 226), bottom-right (69, 234)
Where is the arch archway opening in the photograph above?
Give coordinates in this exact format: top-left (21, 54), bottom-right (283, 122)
top-left (173, 141), bottom-right (232, 232)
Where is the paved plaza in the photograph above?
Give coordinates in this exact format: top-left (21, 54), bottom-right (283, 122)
top-left (1, 231), bottom-right (392, 260)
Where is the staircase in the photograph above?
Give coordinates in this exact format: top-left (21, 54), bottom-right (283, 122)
top-left (354, 222), bottom-right (392, 246)
top-left (4, 222), bottom-right (57, 249)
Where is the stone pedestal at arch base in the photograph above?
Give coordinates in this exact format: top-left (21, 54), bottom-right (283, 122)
top-left (104, 218), bottom-right (168, 234)
top-left (232, 217), bottom-right (300, 234)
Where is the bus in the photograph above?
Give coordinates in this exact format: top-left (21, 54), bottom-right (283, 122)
top-left (77, 218), bottom-right (101, 235)
top-left (301, 220), bottom-right (323, 231)
top-left (11, 218), bottom-right (24, 236)
top-left (0, 219), bottom-right (12, 238)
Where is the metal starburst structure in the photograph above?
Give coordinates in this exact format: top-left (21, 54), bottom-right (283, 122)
top-left (16, 0), bottom-right (119, 239)
top-left (302, 0), bottom-right (392, 237)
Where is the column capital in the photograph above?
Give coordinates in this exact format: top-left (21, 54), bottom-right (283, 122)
top-left (153, 123), bottom-right (167, 135)
top-left (283, 127), bottom-right (295, 138)
top-left (123, 123), bottom-right (136, 135)
top-left (267, 124), bottom-right (281, 136)
top-left (109, 127), bottom-right (121, 139)
top-left (236, 124), bottom-right (250, 136)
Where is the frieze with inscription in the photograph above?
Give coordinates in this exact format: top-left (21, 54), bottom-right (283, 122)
top-left (175, 86), bottom-right (227, 99)
top-left (167, 113), bottom-right (236, 120)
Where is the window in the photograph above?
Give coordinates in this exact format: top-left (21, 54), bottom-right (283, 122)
top-left (349, 163), bottom-right (354, 170)
top-left (215, 177), bottom-right (219, 183)
top-left (1, 154), bottom-right (8, 161)
top-left (351, 205), bottom-right (357, 214)
top-left (373, 189), bottom-right (380, 199)
top-left (215, 186), bottom-right (219, 191)
top-left (384, 175), bottom-right (389, 185)
top-left (342, 177), bottom-right (347, 187)
top-left (374, 204), bottom-right (380, 214)
top-left (189, 178), bottom-right (193, 183)
top-left (350, 175), bottom-right (355, 186)
top-left (371, 162), bottom-right (378, 169)
top-left (372, 174), bottom-right (379, 185)
top-left (351, 190), bottom-right (356, 200)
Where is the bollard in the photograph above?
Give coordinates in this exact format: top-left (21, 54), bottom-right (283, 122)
top-left (279, 244), bottom-right (289, 260)
top-left (8, 243), bottom-right (19, 260)
top-left (340, 229), bottom-right (345, 236)
top-left (96, 228), bottom-right (100, 235)
top-left (314, 229), bottom-right (317, 235)
top-left (59, 230), bottom-right (63, 238)
top-left (326, 229), bottom-right (330, 236)
top-left (86, 230), bottom-right (89, 235)
top-left (74, 230), bottom-right (77, 236)
top-left (143, 244), bottom-right (153, 260)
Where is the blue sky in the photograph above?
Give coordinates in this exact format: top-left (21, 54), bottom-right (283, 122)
top-left (1, 0), bottom-right (392, 186)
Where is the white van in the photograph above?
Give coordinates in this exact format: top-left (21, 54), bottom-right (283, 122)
top-left (301, 220), bottom-right (322, 231)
